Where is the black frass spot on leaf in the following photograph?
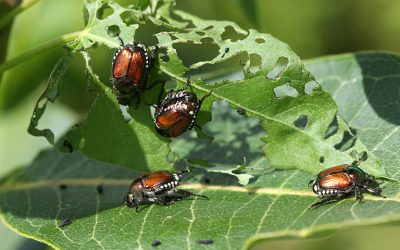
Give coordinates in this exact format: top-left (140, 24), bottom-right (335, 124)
top-left (97, 185), bottom-right (104, 194)
top-left (198, 239), bottom-right (214, 245)
top-left (59, 218), bottom-right (72, 228)
top-left (221, 47), bottom-right (230, 58)
top-left (237, 107), bottom-right (245, 115)
top-left (151, 240), bottom-right (161, 247)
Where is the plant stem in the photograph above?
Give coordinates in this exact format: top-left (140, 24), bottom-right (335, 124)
top-left (0, 0), bottom-right (42, 30)
top-left (0, 31), bottom-right (82, 74)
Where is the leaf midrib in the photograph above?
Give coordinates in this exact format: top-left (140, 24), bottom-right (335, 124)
top-left (0, 179), bottom-right (395, 202)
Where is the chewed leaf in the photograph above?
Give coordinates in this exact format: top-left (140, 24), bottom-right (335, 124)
top-left (28, 0), bottom-right (387, 178)
top-left (65, 51), bottom-right (172, 171)
top-left (28, 53), bottom-right (73, 144)
top-left (0, 150), bottom-right (396, 250)
top-left (76, 0), bottom-right (141, 50)
top-left (152, 11), bottom-right (385, 176)
top-left (306, 52), bottom-right (400, 180)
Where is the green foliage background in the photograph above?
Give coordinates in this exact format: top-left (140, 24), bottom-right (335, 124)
top-left (1, 0), bottom-right (400, 249)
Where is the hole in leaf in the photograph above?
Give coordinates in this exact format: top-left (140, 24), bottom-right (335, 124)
top-left (350, 150), bottom-right (358, 159)
top-left (204, 25), bottom-right (213, 30)
top-left (96, 3), bottom-right (113, 20)
top-left (196, 31), bottom-right (206, 36)
top-left (63, 139), bottom-right (73, 153)
top-left (161, 54), bottom-right (170, 62)
top-left (107, 25), bottom-right (120, 38)
top-left (256, 38), bottom-right (265, 44)
top-left (324, 115), bottom-right (338, 139)
top-left (266, 57), bottom-right (289, 81)
top-left (334, 130), bottom-right (357, 152)
top-left (132, 0), bottom-right (149, 10)
top-left (319, 156), bottom-right (325, 163)
top-left (305, 80), bottom-right (319, 95)
top-left (221, 26), bottom-right (246, 42)
top-left (37, 98), bottom-right (48, 109)
top-left (273, 83), bottom-right (299, 98)
top-left (135, 21), bottom-right (167, 45)
top-left (200, 37), bottom-right (214, 43)
top-left (192, 52), bottom-right (248, 84)
top-left (294, 114), bottom-right (308, 129)
top-left (83, 6), bottom-right (90, 25)
top-left (359, 151), bottom-right (368, 161)
top-left (174, 42), bottom-right (219, 68)
top-left (249, 53), bottom-right (261, 73)
top-left (185, 21), bottom-right (196, 29)
top-left (158, 46), bottom-right (170, 62)
top-left (120, 10), bottom-right (137, 26)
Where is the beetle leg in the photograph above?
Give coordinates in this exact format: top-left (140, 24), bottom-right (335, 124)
top-left (135, 204), bottom-right (152, 213)
top-left (308, 193), bottom-right (344, 209)
top-left (354, 186), bottom-right (364, 203)
top-left (176, 78), bottom-right (191, 92)
top-left (307, 180), bottom-right (314, 187)
top-left (146, 80), bottom-right (166, 91)
top-left (167, 189), bottom-right (209, 200)
top-left (150, 45), bottom-right (159, 66)
top-left (198, 89), bottom-right (213, 106)
top-left (153, 80), bottom-right (167, 104)
top-left (187, 89), bottom-right (213, 131)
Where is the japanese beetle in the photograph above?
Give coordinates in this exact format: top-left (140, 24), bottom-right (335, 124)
top-left (111, 35), bottom-right (157, 105)
top-left (308, 164), bottom-right (384, 209)
top-left (125, 170), bottom-right (208, 212)
top-left (154, 82), bottom-right (212, 137)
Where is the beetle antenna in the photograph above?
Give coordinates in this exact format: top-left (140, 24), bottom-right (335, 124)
top-left (116, 33), bottom-right (124, 46)
top-left (177, 161), bottom-right (191, 176)
top-left (199, 89), bottom-right (213, 105)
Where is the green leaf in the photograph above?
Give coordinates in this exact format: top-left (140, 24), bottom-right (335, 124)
top-left (306, 52), bottom-right (400, 181)
top-left (155, 15), bottom-right (384, 176)
top-left (27, 0), bottom-right (385, 178)
top-left (2, 52), bottom-right (400, 250)
top-left (28, 53), bottom-right (73, 144)
top-left (151, 5), bottom-right (385, 176)
top-left (171, 100), bottom-right (267, 185)
top-left (0, 149), bottom-right (396, 250)
top-left (65, 51), bottom-right (171, 171)
top-left (78, 0), bottom-right (140, 50)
